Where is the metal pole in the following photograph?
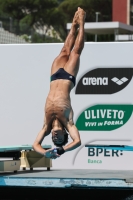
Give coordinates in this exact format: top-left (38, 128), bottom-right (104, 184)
top-left (114, 29), bottom-right (118, 41)
top-left (95, 12), bottom-right (100, 42)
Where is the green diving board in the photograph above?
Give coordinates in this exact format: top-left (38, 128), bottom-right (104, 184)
top-left (0, 145), bottom-right (51, 152)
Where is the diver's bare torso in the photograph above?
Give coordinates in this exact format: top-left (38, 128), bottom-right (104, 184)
top-left (44, 79), bottom-right (74, 131)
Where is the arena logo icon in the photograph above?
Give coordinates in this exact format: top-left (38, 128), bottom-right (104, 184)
top-left (76, 104), bottom-right (133, 131)
top-left (75, 68), bottom-right (133, 94)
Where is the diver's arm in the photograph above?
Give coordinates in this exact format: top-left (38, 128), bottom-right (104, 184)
top-left (32, 126), bottom-right (49, 155)
top-left (32, 125), bottom-right (60, 158)
top-left (63, 124), bottom-right (81, 152)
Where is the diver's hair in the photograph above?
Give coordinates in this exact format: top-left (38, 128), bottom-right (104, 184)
top-left (53, 129), bottom-right (69, 147)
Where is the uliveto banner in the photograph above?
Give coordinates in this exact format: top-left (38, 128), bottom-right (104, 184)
top-left (76, 104), bottom-right (133, 131)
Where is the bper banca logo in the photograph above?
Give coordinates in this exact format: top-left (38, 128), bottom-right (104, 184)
top-left (85, 145), bottom-right (124, 164)
top-left (76, 104), bottom-right (133, 131)
top-left (75, 68), bottom-right (133, 94)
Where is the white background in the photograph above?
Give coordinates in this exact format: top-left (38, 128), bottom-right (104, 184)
top-left (0, 42), bottom-right (133, 169)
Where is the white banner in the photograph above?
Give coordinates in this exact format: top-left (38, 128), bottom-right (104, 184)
top-left (0, 42), bottom-right (133, 170)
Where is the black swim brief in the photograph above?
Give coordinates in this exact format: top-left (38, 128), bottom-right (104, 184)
top-left (50, 68), bottom-right (76, 86)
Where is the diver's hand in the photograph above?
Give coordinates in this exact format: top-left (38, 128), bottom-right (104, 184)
top-left (44, 148), bottom-right (60, 159)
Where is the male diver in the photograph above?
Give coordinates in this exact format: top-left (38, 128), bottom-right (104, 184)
top-left (33, 7), bottom-right (86, 159)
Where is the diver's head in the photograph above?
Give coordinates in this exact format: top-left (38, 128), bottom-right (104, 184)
top-left (51, 119), bottom-right (68, 147)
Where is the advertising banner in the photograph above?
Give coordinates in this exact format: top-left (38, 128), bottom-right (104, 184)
top-left (0, 42), bottom-right (133, 170)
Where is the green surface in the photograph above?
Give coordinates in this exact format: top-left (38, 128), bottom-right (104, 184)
top-left (0, 144), bottom-right (51, 152)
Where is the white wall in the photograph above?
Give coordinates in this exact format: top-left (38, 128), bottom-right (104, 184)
top-left (0, 42), bottom-right (133, 169)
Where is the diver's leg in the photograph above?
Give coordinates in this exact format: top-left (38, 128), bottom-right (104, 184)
top-left (51, 10), bottom-right (79, 75)
top-left (64, 7), bottom-right (86, 77)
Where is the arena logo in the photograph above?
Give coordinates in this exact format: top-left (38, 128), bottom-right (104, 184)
top-left (76, 104), bottom-right (133, 131)
top-left (111, 77), bottom-right (128, 85)
top-left (82, 77), bottom-right (108, 85)
top-left (75, 68), bottom-right (133, 94)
